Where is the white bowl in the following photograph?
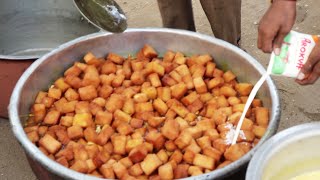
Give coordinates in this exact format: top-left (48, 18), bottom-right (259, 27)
top-left (246, 122), bottom-right (320, 180)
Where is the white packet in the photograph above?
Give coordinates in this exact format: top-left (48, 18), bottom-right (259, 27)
top-left (268, 31), bottom-right (319, 78)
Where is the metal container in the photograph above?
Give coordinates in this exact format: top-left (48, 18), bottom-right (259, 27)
top-left (246, 122), bottom-right (320, 180)
top-left (9, 28), bottom-right (280, 180)
top-left (0, 0), bottom-right (98, 118)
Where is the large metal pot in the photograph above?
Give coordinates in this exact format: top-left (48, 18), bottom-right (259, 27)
top-left (246, 122), bottom-right (320, 180)
top-left (9, 28), bottom-right (280, 180)
top-left (0, 0), bottom-right (98, 118)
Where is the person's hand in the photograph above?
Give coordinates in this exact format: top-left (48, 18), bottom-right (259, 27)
top-left (258, 0), bottom-right (296, 55)
top-left (296, 42), bottom-right (320, 85)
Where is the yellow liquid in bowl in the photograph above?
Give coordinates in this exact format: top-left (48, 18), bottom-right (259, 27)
top-left (290, 170), bottom-right (320, 180)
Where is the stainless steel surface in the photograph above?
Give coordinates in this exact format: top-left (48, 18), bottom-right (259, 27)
top-left (0, 0), bottom-right (98, 60)
top-left (73, 0), bottom-right (127, 33)
top-left (9, 28), bottom-right (280, 179)
top-left (246, 122), bottom-right (320, 180)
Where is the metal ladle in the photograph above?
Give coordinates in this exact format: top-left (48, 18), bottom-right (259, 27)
top-left (73, 0), bottom-right (127, 33)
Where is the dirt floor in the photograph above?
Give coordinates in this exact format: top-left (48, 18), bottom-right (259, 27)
top-left (0, 0), bottom-right (319, 179)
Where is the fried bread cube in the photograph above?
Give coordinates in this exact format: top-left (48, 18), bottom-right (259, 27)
top-left (165, 140), bottom-right (177, 152)
top-left (64, 65), bottom-right (82, 77)
top-left (174, 164), bottom-right (189, 179)
top-left (101, 60), bottom-right (117, 75)
top-left (74, 101), bottom-right (90, 114)
top-left (43, 110), bottom-right (60, 125)
top-left (148, 116), bottom-right (165, 128)
top-left (196, 136), bottom-right (211, 149)
top-left (48, 88), bottom-right (62, 100)
top-left (188, 166), bottom-right (203, 176)
top-left (112, 162), bottom-right (127, 179)
top-left (162, 74), bottom-right (177, 86)
top-left (111, 135), bottom-right (127, 155)
top-left (112, 74), bottom-right (125, 87)
top-left (145, 131), bottom-right (165, 151)
top-left (82, 65), bottom-right (100, 87)
top-left (114, 109), bottom-right (131, 123)
top-left (141, 44), bottom-right (158, 59)
top-left (107, 53), bottom-right (124, 64)
top-left (171, 102), bottom-right (189, 118)
top-left (54, 77), bottom-right (71, 92)
top-left (128, 145), bottom-right (148, 163)
top-left (181, 91), bottom-right (199, 106)
top-left (203, 147), bottom-right (222, 163)
top-left (70, 160), bottom-right (89, 173)
top-left (135, 102), bottom-right (153, 113)
top-left (73, 113), bottom-right (93, 128)
top-left (252, 125), bottom-right (267, 138)
top-left (119, 157), bottom-right (133, 169)
top-left (61, 101), bottom-right (77, 114)
top-left (153, 98), bottom-right (168, 115)
top-left (174, 132), bottom-right (192, 149)
top-left (255, 107), bottom-right (269, 127)
top-left (169, 149), bottom-right (183, 164)
top-left (84, 127), bottom-right (98, 143)
top-left (228, 96), bottom-right (241, 106)
top-left (204, 129), bottom-right (220, 141)
top-left (27, 130), bottom-right (39, 143)
top-left (191, 64), bottom-right (205, 78)
top-left (220, 86), bottom-right (237, 97)
top-left (140, 154), bottom-right (162, 175)
top-left (170, 83), bottom-right (188, 100)
top-left (105, 94), bottom-right (124, 113)
top-left (205, 62), bottom-right (216, 78)
top-left (133, 93), bottom-right (149, 103)
top-left (213, 68), bottom-right (224, 78)
top-left (156, 149), bottom-right (169, 164)
top-left (129, 163), bottom-right (144, 176)
top-left (193, 154), bottom-right (215, 170)
top-left (212, 138), bottom-right (229, 153)
top-left (223, 70), bottom-right (236, 83)
top-left (193, 77), bottom-right (207, 94)
top-left (32, 104), bottom-right (46, 123)
top-left (67, 125), bottom-right (84, 140)
top-left (235, 83), bottom-right (254, 96)
top-left (175, 117), bottom-right (189, 131)
top-left (39, 134), bottom-right (62, 154)
top-left (159, 163), bottom-right (173, 180)
top-left (252, 99), bottom-right (262, 107)
top-left (79, 85), bottom-right (98, 101)
top-left (161, 119), bottom-right (180, 140)
top-left (65, 88), bottom-right (80, 101)
top-left (99, 164), bottom-right (115, 179)
top-left (100, 74), bottom-right (115, 86)
top-left (217, 161), bottom-right (232, 169)
top-left (149, 73), bottom-right (162, 87)
top-left (96, 125), bottom-right (114, 145)
top-left (126, 138), bottom-right (144, 153)
top-left (131, 71), bottom-right (145, 85)
top-left (141, 86), bottom-right (157, 100)
top-left (98, 84), bottom-right (113, 99)
top-left (117, 123), bottom-right (133, 135)
top-left (95, 111), bottom-right (113, 126)
top-left (130, 118), bottom-right (144, 129)
top-left (224, 144), bottom-right (246, 161)
top-left (146, 61), bottom-right (165, 76)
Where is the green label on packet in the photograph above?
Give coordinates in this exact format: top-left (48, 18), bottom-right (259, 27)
top-left (271, 33), bottom-right (292, 75)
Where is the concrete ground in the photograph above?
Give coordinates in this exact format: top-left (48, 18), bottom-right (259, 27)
top-left (0, 0), bottom-right (319, 179)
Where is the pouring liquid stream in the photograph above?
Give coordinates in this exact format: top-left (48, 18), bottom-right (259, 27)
top-left (231, 63), bottom-right (273, 145)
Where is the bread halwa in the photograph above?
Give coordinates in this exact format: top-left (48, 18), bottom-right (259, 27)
top-left (24, 44), bottom-right (269, 179)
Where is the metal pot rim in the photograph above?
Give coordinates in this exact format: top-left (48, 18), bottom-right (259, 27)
top-left (8, 28), bottom-right (280, 180)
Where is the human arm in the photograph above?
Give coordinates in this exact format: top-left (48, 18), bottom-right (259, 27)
top-left (257, 0), bottom-right (296, 55)
top-left (295, 42), bottom-right (320, 85)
